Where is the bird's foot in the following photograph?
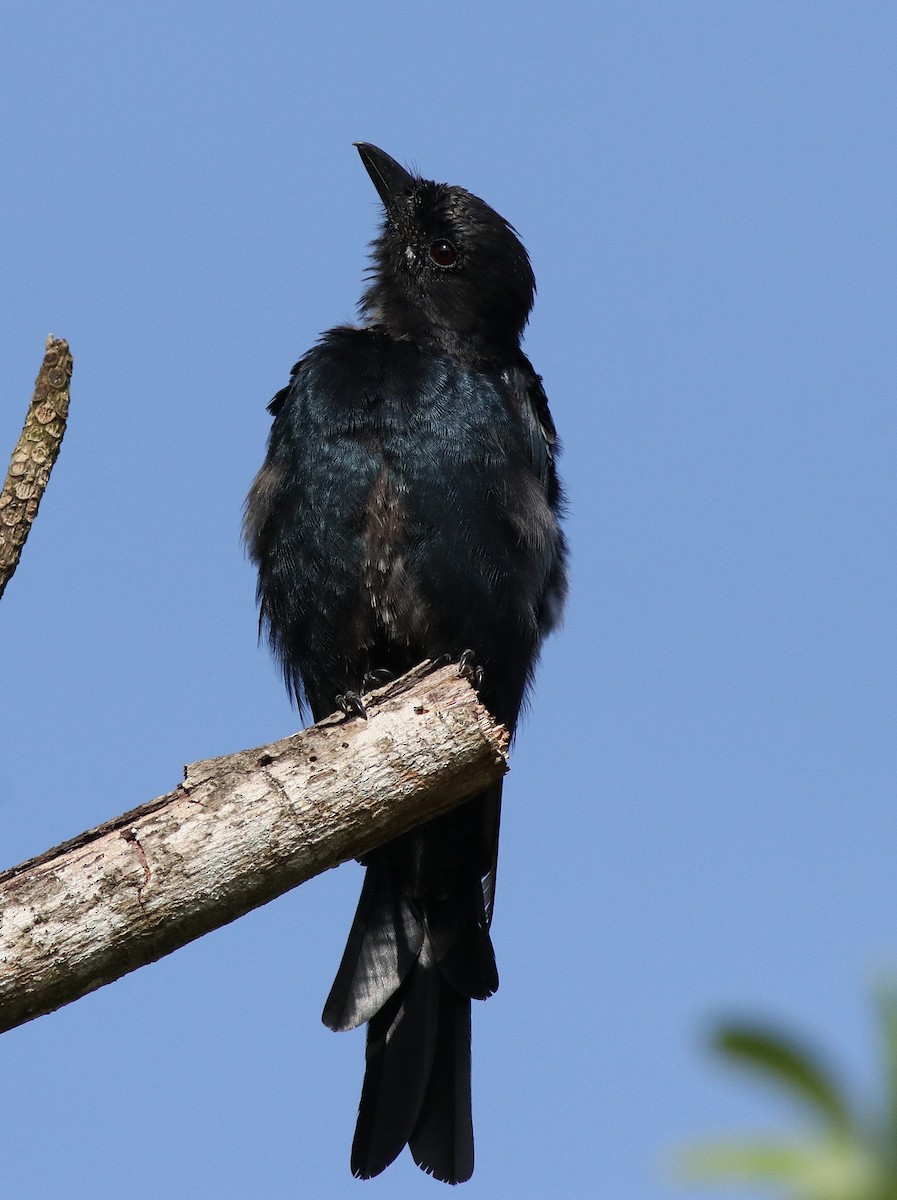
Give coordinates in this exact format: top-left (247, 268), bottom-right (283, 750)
top-left (361, 668), bottom-right (395, 691)
top-left (457, 649), bottom-right (485, 691)
top-left (335, 691), bottom-right (368, 720)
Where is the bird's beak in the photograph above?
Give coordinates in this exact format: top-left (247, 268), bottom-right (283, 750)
top-left (355, 143), bottom-right (415, 211)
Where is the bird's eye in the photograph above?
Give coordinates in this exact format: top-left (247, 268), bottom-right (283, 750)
top-left (429, 239), bottom-right (458, 268)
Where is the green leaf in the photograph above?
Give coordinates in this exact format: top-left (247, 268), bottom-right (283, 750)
top-left (870, 985), bottom-right (897, 1190)
top-left (680, 1138), bottom-right (818, 1183)
top-left (712, 1024), bottom-right (853, 1134)
top-left (876, 988), bottom-right (897, 1152)
top-left (680, 1136), bottom-right (884, 1199)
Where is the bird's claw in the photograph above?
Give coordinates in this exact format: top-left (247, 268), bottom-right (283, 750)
top-left (335, 691), bottom-right (368, 720)
top-left (457, 649), bottom-right (485, 691)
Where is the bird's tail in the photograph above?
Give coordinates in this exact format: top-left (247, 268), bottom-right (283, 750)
top-left (322, 794), bottom-right (500, 1183)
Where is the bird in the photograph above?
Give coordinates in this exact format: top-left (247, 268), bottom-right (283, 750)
top-left (244, 143), bottom-right (567, 1183)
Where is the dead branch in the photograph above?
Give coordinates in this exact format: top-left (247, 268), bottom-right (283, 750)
top-left (0, 662), bottom-right (509, 1035)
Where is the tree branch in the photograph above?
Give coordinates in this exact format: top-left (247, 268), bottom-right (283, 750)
top-left (0, 662), bottom-right (509, 1035)
top-left (0, 336), bottom-right (73, 601)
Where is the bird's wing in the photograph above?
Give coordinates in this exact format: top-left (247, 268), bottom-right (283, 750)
top-left (502, 360), bottom-right (558, 489)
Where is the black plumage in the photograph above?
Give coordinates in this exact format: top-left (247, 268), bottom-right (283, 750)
top-left (245, 143), bottom-right (566, 1183)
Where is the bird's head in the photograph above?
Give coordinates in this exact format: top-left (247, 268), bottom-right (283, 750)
top-left (355, 143), bottom-right (535, 356)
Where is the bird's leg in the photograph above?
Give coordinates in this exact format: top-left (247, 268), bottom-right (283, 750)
top-left (457, 648), bottom-right (485, 691)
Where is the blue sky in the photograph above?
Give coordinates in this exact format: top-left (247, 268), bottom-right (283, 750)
top-left (2, 3), bottom-right (896, 1197)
